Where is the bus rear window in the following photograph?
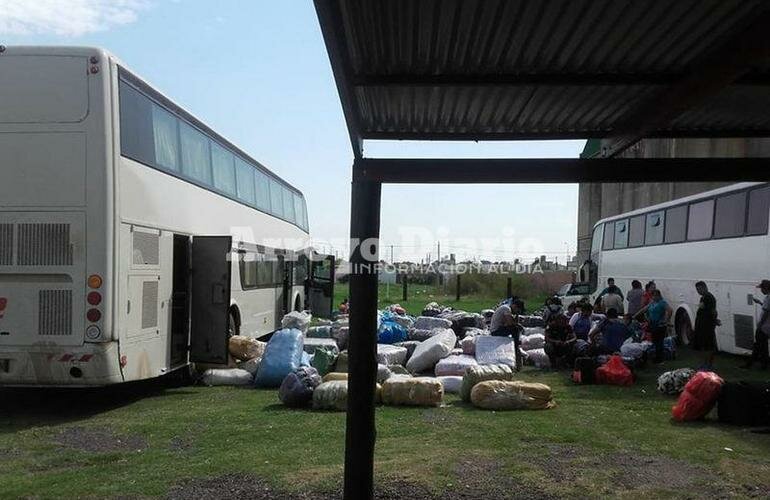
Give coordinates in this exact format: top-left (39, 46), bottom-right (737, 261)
top-left (747, 186), bottom-right (770, 235)
top-left (0, 56), bottom-right (88, 123)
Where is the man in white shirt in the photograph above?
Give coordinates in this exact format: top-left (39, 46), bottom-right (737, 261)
top-left (489, 303), bottom-right (523, 371)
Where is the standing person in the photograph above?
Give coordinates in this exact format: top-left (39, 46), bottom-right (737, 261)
top-left (693, 281), bottom-right (720, 369)
top-left (597, 277), bottom-right (624, 301)
top-left (489, 302), bottom-right (524, 371)
top-left (601, 289), bottom-right (624, 315)
top-left (743, 279), bottom-right (770, 370)
top-left (641, 281), bottom-right (657, 308)
top-left (626, 280), bottom-right (644, 318)
top-left (639, 290), bottom-right (672, 364)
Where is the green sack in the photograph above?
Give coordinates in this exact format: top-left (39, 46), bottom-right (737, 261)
top-left (335, 351), bottom-right (349, 373)
top-left (311, 346), bottom-right (338, 376)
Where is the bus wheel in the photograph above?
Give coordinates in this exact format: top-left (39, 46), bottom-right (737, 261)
top-left (676, 311), bottom-right (693, 346)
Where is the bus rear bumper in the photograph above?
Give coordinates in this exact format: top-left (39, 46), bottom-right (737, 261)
top-left (0, 342), bottom-right (123, 386)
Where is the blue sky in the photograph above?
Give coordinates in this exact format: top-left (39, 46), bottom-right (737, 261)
top-left (1, 0), bottom-right (583, 263)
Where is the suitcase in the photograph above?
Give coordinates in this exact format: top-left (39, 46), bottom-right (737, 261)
top-left (717, 381), bottom-right (770, 426)
top-left (571, 357), bottom-right (597, 384)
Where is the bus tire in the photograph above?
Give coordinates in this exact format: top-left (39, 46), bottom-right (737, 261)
top-left (675, 310), bottom-right (693, 346)
top-left (228, 308), bottom-right (240, 338)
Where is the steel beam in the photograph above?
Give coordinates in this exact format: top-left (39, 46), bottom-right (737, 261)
top-left (354, 158), bottom-right (770, 184)
top-left (344, 175), bottom-right (381, 500)
top-left (314, 0), bottom-right (364, 158)
top-left (353, 72), bottom-right (770, 88)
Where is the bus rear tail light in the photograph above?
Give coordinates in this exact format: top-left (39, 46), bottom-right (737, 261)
top-left (88, 275), bottom-right (102, 289)
top-left (86, 309), bottom-right (101, 323)
top-left (87, 292), bottom-right (102, 306)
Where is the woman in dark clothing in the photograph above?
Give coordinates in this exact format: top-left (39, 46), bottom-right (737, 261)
top-left (544, 314), bottom-right (576, 369)
top-left (693, 281), bottom-right (719, 369)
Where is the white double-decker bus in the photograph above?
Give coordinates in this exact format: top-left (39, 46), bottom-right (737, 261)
top-left (0, 46), bottom-right (333, 386)
top-left (582, 182), bottom-right (770, 355)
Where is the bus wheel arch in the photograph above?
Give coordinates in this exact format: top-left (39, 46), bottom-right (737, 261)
top-left (675, 307), bottom-right (694, 346)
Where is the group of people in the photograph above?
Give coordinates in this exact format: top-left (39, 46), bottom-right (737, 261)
top-left (489, 276), bottom-right (770, 372)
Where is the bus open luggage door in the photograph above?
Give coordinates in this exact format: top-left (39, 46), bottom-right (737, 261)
top-left (189, 236), bottom-right (232, 364)
top-left (308, 253), bottom-right (335, 319)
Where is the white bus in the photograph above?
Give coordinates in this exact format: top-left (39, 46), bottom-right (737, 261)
top-left (0, 46), bottom-right (333, 386)
top-left (582, 182), bottom-right (770, 355)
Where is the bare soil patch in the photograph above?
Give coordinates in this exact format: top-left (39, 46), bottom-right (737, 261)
top-left (53, 426), bottom-right (147, 453)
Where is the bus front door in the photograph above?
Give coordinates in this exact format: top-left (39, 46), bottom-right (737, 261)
top-left (308, 255), bottom-right (335, 319)
top-left (189, 236), bottom-right (232, 364)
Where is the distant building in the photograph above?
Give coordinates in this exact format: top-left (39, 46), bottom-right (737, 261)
top-left (575, 137), bottom-right (770, 265)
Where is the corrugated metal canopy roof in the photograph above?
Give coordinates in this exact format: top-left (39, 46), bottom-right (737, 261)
top-left (314, 0), bottom-right (770, 156)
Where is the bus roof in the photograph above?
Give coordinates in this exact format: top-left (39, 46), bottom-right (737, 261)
top-left (592, 182), bottom-right (768, 229)
top-left (4, 45), bottom-right (305, 200)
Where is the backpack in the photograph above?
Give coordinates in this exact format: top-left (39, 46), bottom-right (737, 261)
top-left (571, 357), bottom-right (597, 385)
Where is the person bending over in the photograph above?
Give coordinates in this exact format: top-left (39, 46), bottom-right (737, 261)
top-left (490, 302), bottom-right (524, 370)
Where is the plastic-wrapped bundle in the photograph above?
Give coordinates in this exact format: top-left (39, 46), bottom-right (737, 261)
top-left (461, 336), bottom-right (477, 355)
top-left (381, 377), bottom-right (443, 407)
top-left (460, 364), bottom-right (515, 402)
top-left (475, 336), bottom-right (517, 369)
top-left (523, 327), bottom-right (545, 337)
top-left (393, 340), bottom-right (421, 362)
top-left (523, 348), bottom-right (550, 369)
top-left (228, 336), bottom-right (266, 361)
top-left (620, 342), bottom-right (646, 359)
top-left (672, 371), bottom-right (723, 421)
top-left (413, 316), bottom-right (453, 330)
top-left (322, 372), bottom-right (348, 382)
top-left (520, 333), bottom-right (545, 351)
top-left (378, 315), bottom-right (409, 344)
top-left (408, 328), bottom-right (439, 341)
top-left (281, 311), bottom-right (311, 333)
top-left (450, 347), bottom-right (463, 356)
top-left (518, 315), bottom-right (545, 328)
top-left (471, 381), bottom-right (556, 411)
top-left (238, 357), bottom-right (261, 376)
top-left (437, 375), bottom-right (463, 394)
top-left (388, 365), bottom-right (410, 376)
top-left (434, 354), bottom-right (478, 377)
top-left (595, 355), bottom-right (634, 386)
top-left (377, 364), bottom-right (393, 383)
top-left (332, 326), bottom-right (349, 350)
top-left (310, 346), bottom-right (338, 376)
top-left (422, 302), bottom-right (442, 317)
top-left (657, 368), bottom-right (696, 395)
top-left (406, 329), bottom-right (456, 374)
top-left (306, 325), bottom-right (333, 338)
top-left (254, 329), bottom-right (305, 388)
top-left (574, 339), bottom-right (590, 357)
top-left (200, 368), bottom-right (253, 386)
top-left (279, 366), bottom-right (322, 407)
top-left (335, 351), bottom-right (349, 372)
top-left (393, 315), bottom-right (414, 330)
top-left (303, 338), bottom-right (339, 355)
top-left (313, 380), bottom-right (348, 411)
top-left (463, 327), bottom-right (487, 338)
top-left (376, 344), bottom-right (408, 366)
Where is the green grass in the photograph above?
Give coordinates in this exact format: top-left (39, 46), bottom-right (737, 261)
top-left (333, 283), bottom-right (549, 316)
top-left (1, 349), bottom-right (769, 498)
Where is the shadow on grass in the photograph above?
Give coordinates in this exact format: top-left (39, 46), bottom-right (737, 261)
top-left (0, 376), bottom-right (196, 433)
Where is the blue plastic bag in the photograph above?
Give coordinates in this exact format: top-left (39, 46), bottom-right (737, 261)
top-left (254, 328), bottom-right (304, 388)
top-left (377, 319), bottom-right (408, 344)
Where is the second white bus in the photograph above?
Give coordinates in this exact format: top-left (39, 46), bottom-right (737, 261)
top-left (582, 182), bottom-right (770, 355)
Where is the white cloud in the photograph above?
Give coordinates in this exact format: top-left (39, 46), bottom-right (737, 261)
top-left (0, 0), bottom-right (149, 37)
